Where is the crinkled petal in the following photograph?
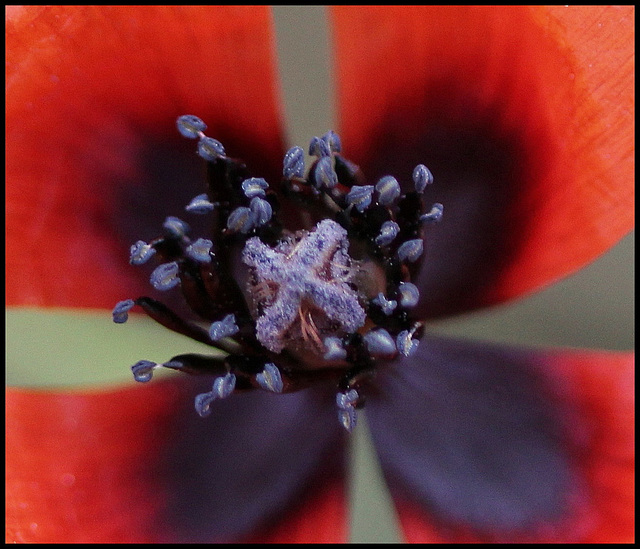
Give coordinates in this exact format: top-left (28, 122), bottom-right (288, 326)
top-left (331, 6), bottom-right (634, 318)
top-left (366, 335), bottom-right (634, 543)
top-left (6, 6), bottom-right (285, 309)
top-left (5, 377), bottom-right (347, 543)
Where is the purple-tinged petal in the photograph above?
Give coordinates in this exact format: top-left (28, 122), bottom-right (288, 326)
top-left (6, 377), bottom-right (347, 542)
top-left (6, 6), bottom-right (286, 310)
top-left (143, 379), bottom-right (348, 542)
top-left (332, 6), bottom-right (634, 318)
top-left (366, 335), bottom-right (634, 542)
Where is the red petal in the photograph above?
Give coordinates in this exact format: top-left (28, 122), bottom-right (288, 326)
top-left (5, 379), bottom-right (349, 543)
top-left (5, 381), bottom-right (186, 543)
top-left (241, 477), bottom-right (348, 543)
top-left (331, 6), bottom-right (634, 316)
top-left (6, 6), bottom-right (285, 309)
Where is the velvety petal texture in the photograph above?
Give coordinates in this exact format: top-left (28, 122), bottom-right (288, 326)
top-left (6, 6), bottom-right (634, 545)
top-left (366, 336), bottom-right (634, 543)
top-left (5, 378), bottom-right (348, 543)
top-left (6, 6), bottom-right (285, 309)
top-left (331, 6), bottom-right (634, 318)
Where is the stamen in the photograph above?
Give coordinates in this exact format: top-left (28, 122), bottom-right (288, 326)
top-left (322, 130), bottom-right (342, 153)
top-left (226, 206), bottom-right (256, 234)
top-left (194, 391), bottom-right (216, 417)
top-left (112, 299), bottom-right (135, 324)
top-left (309, 136), bottom-right (331, 157)
top-left (283, 146), bottom-right (305, 179)
top-left (420, 202), bottom-right (444, 223)
top-left (323, 336), bottom-right (347, 361)
top-left (116, 119), bottom-right (443, 429)
top-left (413, 163), bottom-right (434, 193)
top-left (242, 177), bottom-right (269, 198)
top-left (213, 372), bottom-right (236, 398)
top-left (315, 156), bottom-right (339, 189)
top-left (398, 282), bottom-right (420, 308)
top-left (372, 293), bottom-right (397, 316)
top-left (131, 359), bottom-right (158, 382)
top-left (185, 193), bottom-right (215, 214)
top-left (249, 196), bottom-right (272, 227)
top-left (150, 262), bottom-right (180, 291)
top-left (197, 136), bottom-right (226, 161)
top-left (161, 354), bottom-right (227, 376)
top-left (375, 221), bottom-right (400, 247)
top-left (363, 328), bottom-right (397, 357)
top-left (334, 155), bottom-right (361, 182)
top-left (397, 239), bottom-right (424, 263)
top-left (185, 238), bottom-right (213, 263)
top-left (129, 240), bottom-right (156, 265)
top-left (256, 362), bottom-right (284, 393)
top-left (336, 388), bottom-right (359, 409)
top-left (346, 185), bottom-right (374, 212)
top-left (375, 175), bottom-right (401, 206)
top-left (163, 216), bottom-right (190, 238)
top-left (176, 114), bottom-right (207, 139)
top-left (336, 389), bottom-right (359, 432)
top-left (209, 314), bottom-right (239, 341)
top-left (396, 329), bottom-right (419, 357)
top-left (338, 407), bottom-right (357, 432)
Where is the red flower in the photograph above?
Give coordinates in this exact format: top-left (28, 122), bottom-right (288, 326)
top-left (6, 6), bottom-right (634, 543)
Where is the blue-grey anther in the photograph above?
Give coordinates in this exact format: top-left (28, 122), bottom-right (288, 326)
top-left (283, 146), bottom-right (305, 179)
top-left (309, 135), bottom-right (331, 157)
top-left (346, 185), bottom-right (374, 212)
top-left (249, 197), bottom-right (272, 226)
top-left (336, 389), bottom-right (359, 410)
top-left (209, 314), bottom-right (239, 341)
top-left (213, 372), bottom-right (236, 399)
top-left (375, 221), bottom-right (400, 247)
top-left (163, 216), bottom-right (190, 238)
top-left (323, 337), bottom-right (347, 361)
top-left (336, 389), bottom-right (359, 432)
top-left (185, 193), bottom-right (215, 214)
top-left (375, 175), bottom-right (401, 206)
top-left (227, 206), bottom-right (255, 234)
top-left (413, 163), bottom-right (433, 193)
top-left (338, 407), bottom-right (357, 431)
top-left (397, 239), bottom-right (424, 263)
top-left (420, 202), bottom-right (444, 223)
top-left (186, 238), bottom-right (213, 263)
top-left (256, 363), bottom-right (284, 393)
top-left (373, 293), bottom-right (397, 316)
top-left (316, 156), bottom-right (338, 189)
top-left (112, 299), bottom-right (135, 324)
top-left (131, 360), bottom-right (157, 383)
top-left (397, 330), bottom-right (419, 357)
top-left (322, 130), bottom-right (342, 153)
top-left (194, 391), bottom-right (216, 417)
top-left (197, 136), bottom-right (226, 161)
top-left (176, 114), bottom-right (207, 139)
top-left (129, 240), bottom-right (156, 265)
top-left (150, 262), bottom-right (180, 291)
top-left (398, 282), bottom-right (420, 308)
top-left (242, 177), bottom-right (269, 198)
top-left (363, 328), bottom-right (397, 357)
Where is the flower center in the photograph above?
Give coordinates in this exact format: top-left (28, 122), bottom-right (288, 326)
top-left (112, 115), bottom-right (443, 431)
top-left (243, 219), bottom-right (366, 357)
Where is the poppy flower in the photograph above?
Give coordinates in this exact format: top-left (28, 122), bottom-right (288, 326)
top-left (6, 5), bottom-right (634, 544)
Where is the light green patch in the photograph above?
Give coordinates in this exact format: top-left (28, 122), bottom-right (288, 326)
top-left (6, 308), bottom-right (219, 389)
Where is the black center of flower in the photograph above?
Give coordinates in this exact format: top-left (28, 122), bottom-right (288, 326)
top-left (112, 115), bottom-right (443, 431)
